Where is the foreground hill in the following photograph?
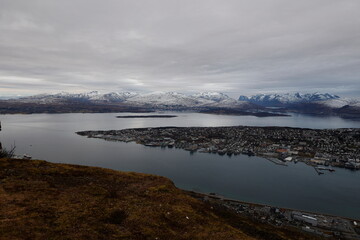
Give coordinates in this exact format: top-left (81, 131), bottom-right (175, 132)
top-left (0, 158), bottom-right (321, 240)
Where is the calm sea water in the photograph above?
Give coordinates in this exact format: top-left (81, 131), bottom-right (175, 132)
top-left (1, 112), bottom-right (360, 219)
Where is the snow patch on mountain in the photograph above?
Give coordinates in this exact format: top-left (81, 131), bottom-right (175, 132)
top-left (125, 92), bottom-right (213, 107)
top-left (191, 92), bottom-right (230, 102)
top-left (13, 91), bottom-right (253, 108)
top-left (90, 92), bottom-right (138, 102)
top-left (239, 92), bottom-right (340, 106)
top-left (320, 98), bottom-right (360, 108)
top-left (124, 91), bottom-right (253, 108)
top-left (17, 91), bottom-right (139, 104)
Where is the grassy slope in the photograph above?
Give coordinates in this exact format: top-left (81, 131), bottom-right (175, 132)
top-left (0, 158), bottom-right (322, 240)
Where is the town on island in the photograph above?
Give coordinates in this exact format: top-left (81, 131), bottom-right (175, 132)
top-left (77, 126), bottom-right (360, 173)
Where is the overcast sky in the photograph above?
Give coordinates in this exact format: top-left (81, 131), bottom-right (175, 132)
top-left (0, 0), bottom-right (359, 98)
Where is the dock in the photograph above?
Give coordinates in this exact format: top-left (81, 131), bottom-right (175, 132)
top-left (313, 167), bottom-right (324, 175)
top-left (316, 167), bottom-right (335, 172)
top-left (265, 157), bottom-right (288, 166)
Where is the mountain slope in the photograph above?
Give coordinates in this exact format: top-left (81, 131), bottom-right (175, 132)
top-left (0, 158), bottom-right (253, 240)
top-left (89, 92), bottom-right (138, 102)
top-left (238, 92), bottom-right (360, 118)
top-left (0, 158), bottom-right (321, 240)
top-left (16, 91), bottom-right (138, 104)
top-left (320, 98), bottom-right (360, 108)
top-left (125, 91), bottom-right (213, 107)
top-left (191, 92), bottom-right (231, 102)
top-left (239, 92), bottom-right (340, 106)
top-left (11, 91), bottom-right (253, 109)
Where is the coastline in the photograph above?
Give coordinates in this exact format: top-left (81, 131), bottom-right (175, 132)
top-left (187, 190), bottom-right (359, 221)
top-left (76, 126), bottom-right (360, 171)
top-left (1, 158), bottom-right (327, 240)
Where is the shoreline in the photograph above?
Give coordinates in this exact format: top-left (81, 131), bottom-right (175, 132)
top-left (77, 126), bottom-right (360, 171)
top-left (116, 115), bottom-right (177, 118)
top-left (186, 190), bottom-right (360, 239)
top-left (1, 158), bottom-right (330, 240)
top-left (2, 158), bottom-right (358, 239)
top-left (186, 190), bottom-right (359, 222)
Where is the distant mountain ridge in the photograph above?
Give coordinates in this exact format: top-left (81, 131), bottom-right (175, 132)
top-left (2, 91), bottom-right (359, 118)
top-left (238, 92), bottom-right (340, 106)
top-left (192, 92), bottom-right (231, 102)
top-left (20, 91), bottom-right (138, 103)
top-left (238, 92), bottom-right (360, 119)
top-left (13, 91), bottom-right (253, 109)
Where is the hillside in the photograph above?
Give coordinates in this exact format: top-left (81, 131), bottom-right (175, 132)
top-left (239, 92), bottom-right (360, 119)
top-left (238, 92), bottom-right (340, 106)
top-left (2, 91), bottom-right (254, 110)
top-left (0, 158), bottom-right (322, 240)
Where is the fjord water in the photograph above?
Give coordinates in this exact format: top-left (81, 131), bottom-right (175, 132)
top-left (1, 113), bottom-right (360, 219)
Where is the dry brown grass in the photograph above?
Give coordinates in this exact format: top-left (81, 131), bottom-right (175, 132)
top-left (0, 158), bottom-right (324, 240)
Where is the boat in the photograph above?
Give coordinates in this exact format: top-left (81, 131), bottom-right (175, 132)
top-left (23, 154), bottom-right (32, 160)
top-left (316, 167), bottom-right (335, 172)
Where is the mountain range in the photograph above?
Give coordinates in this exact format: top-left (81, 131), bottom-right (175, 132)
top-left (1, 91), bottom-right (359, 118)
top-left (14, 91), bottom-right (255, 109)
top-left (240, 92), bottom-right (359, 112)
top-left (239, 92), bottom-right (341, 106)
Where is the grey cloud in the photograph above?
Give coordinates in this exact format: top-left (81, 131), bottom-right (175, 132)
top-left (0, 0), bottom-right (359, 98)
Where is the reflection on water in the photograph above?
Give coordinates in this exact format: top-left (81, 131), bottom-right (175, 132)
top-left (0, 112), bottom-right (359, 219)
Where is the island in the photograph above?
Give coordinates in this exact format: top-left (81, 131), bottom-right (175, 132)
top-left (116, 115), bottom-right (178, 118)
top-left (199, 108), bottom-right (290, 117)
top-left (77, 126), bottom-right (360, 172)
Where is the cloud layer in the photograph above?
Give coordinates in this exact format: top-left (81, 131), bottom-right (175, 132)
top-left (0, 0), bottom-right (359, 97)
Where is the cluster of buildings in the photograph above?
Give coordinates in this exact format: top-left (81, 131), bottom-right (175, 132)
top-left (77, 126), bottom-right (360, 170)
top-left (194, 192), bottom-right (360, 239)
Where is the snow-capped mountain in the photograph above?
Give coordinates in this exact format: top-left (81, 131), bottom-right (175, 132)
top-left (89, 92), bottom-right (138, 102)
top-left (13, 91), bottom-right (251, 109)
top-left (15, 91), bottom-right (356, 111)
top-left (5, 91), bottom-right (359, 117)
top-left (125, 91), bottom-right (210, 107)
top-left (320, 98), bottom-right (360, 108)
top-left (191, 92), bottom-right (230, 102)
top-left (125, 91), bottom-right (253, 108)
top-left (239, 92), bottom-right (340, 106)
top-left (17, 91), bottom-right (138, 104)
top-left (238, 92), bottom-right (360, 118)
